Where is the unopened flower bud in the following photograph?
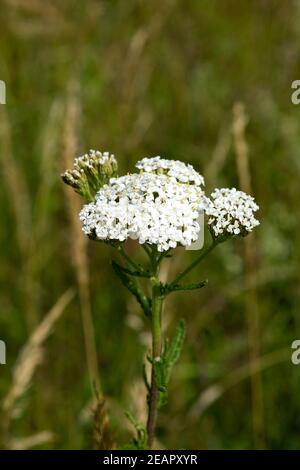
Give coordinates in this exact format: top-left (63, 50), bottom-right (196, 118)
top-left (61, 149), bottom-right (118, 201)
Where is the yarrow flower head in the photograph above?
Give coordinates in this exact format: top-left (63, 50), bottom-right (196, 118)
top-left (205, 187), bottom-right (260, 239)
top-left (62, 152), bottom-right (259, 251)
top-left (136, 156), bottom-right (205, 186)
top-left (62, 150), bottom-right (118, 201)
top-left (80, 172), bottom-right (206, 252)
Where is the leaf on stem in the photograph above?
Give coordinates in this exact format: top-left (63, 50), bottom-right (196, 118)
top-left (148, 319), bottom-right (186, 408)
top-left (123, 412), bottom-right (148, 450)
top-left (113, 262), bottom-right (151, 278)
top-left (160, 280), bottom-right (208, 296)
top-left (111, 260), bottom-right (151, 317)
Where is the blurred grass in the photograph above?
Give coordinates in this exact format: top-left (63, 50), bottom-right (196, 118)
top-left (1, 0), bottom-right (300, 449)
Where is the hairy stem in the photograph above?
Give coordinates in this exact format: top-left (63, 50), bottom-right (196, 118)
top-left (147, 259), bottom-right (163, 448)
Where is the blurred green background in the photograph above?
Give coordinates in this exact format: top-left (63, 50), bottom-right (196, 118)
top-left (0, 0), bottom-right (300, 450)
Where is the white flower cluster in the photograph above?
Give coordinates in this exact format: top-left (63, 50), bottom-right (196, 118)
top-left (205, 188), bottom-right (260, 237)
top-left (71, 151), bottom-right (259, 250)
top-left (136, 156), bottom-right (205, 186)
top-left (80, 172), bottom-right (205, 252)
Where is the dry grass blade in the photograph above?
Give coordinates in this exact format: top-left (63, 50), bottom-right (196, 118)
top-left (233, 102), bottom-right (252, 192)
top-left (0, 107), bottom-right (31, 257)
top-left (8, 431), bottom-right (55, 450)
top-left (93, 396), bottom-right (115, 450)
top-left (21, 100), bottom-right (65, 329)
top-left (120, 0), bottom-right (176, 115)
top-left (189, 348), bottom-right (288, 420)
top-left (129, 379), bottom-right (148, 426)
top-left (62, 81), bottom-right (100, 396)
top-left (232, 101), bottom-right (264, 448)
top-left (2, 289), bottom-right (74, 423)
top-left (34, 98), bottom-right (64, 239)
top-left (4, 0), bottom-right (61, 18)
top-left (2, 1), bottom-right (71, 39)
top-left (205, 125), bottom-right (231, 188)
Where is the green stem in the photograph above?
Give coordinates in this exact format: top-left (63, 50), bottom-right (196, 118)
top-left (172, 240), bottom-right (218, 285)
top-left (118, 244), bottom-right (140, 271)
top-left (142, 244), bottom-right (152, 259)
top-left (146, 251), bottom-right (163, 448)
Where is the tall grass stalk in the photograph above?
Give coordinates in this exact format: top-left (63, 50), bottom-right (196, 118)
top-left (62, 83), bottom-right (100, 396)
top-left (232, 102), bottom-right (265, 449)
top-left (1, 289), bottom-right (74, 448)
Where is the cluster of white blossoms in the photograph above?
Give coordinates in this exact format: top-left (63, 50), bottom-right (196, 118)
top-left (80, 172), bottom-right (205, 252)
top-left (136, 156), bottom-right (205, 186)
top-left (205, 188), bottom-right (260, 237)
top-left (62, 150), bottom-right (260, 251)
